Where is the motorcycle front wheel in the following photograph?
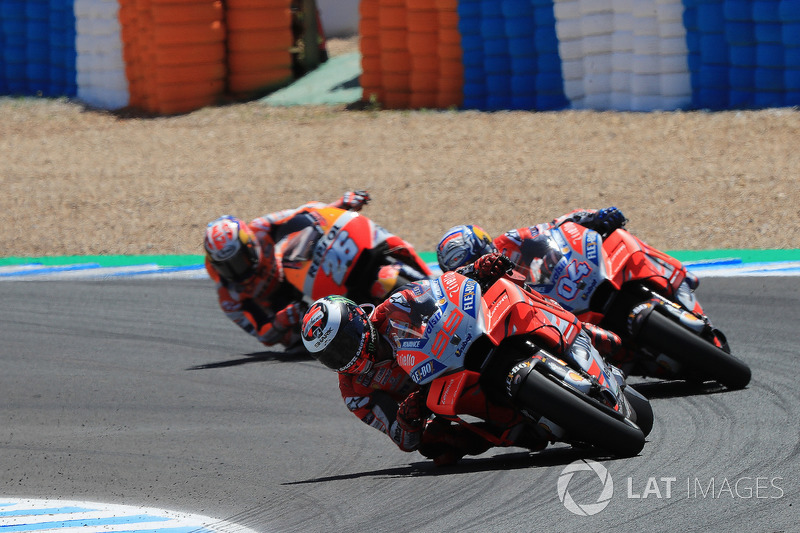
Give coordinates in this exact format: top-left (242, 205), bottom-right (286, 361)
top-left (623, 385), bottom-right (653, 437)
top-left (515, 370), bottom-right (646, 457)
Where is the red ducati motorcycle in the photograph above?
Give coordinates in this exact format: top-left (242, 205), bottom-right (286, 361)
top-left (514, 221), bottom-right (751, 389)
top-left (389, 271), bottom-right (652, 458)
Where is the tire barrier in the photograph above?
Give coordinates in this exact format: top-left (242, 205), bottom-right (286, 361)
top-left (1, 0), bottom-right (76, 97)
top-left (358, 0), bottom-right (800, 110)
top-left (225, 0), bottom-right (293, 101)
top-left (2, 0), bottom-right (800, 113)
top-left (0, 0), bottom-right (297, 114)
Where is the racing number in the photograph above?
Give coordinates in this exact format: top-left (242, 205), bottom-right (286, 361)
top-left (322, 230), bottom-right (359, 284)
top-left (431, 308), bottom-right (463, 358)
top-left (556, 260), bottom-right (591, 300)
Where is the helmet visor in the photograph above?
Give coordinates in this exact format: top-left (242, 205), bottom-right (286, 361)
top-left (212, 246), bottom-right (256, 282)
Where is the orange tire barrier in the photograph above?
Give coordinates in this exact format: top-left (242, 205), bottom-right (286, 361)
top-left (155, 63), bottom-right (226, 85)
top-left (155, 43), bottom-right (227, 66)
top-left (377, 0), bottom-right (410, 108)
top-left (119, 0), bottom-right (227, 114)
top-left (228, 49), bottom-right (292, 72)
top-left (410, 71), bottom-right (438, 92)
top-left (226, 7), bottom-right (292, 31)
top-left (406, 0), bottom-right (439, 109)
top-left (227, 31), bottom-right (291, 53)
top-left (411, 55), bottom-right (439, 72)
top-left (380, 29), bottom-right (408, 49)
top-left (156, 79), bottom-right (225, 102)
top-left (436, 0), bottom-right (463, 109)
top-left (380, 51), bottom-right (412, 71)
top-left (379, 6), bottom-right (407, 29)
top-left (407, 32), bottom-right (438, 55)
top-left (360, 0), bottom-right (382, 103)
top-left (118, 0), bottom-right (304, 113)
top-left (406, 10), bottom-right (438, 33)
top-left (410, 92), bottom-right (438, 108)
top-left (225, 2), bottom-right (293, 100)
top-left (153, 20), bottom-right (225, 46)
top-left (382, 72), bottom-right (411, 91)
top-left (151, 2), bottom-right (222, 24)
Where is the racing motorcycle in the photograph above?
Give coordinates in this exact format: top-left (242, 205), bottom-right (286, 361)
top-left (514, 221), bottom-right (751, 389)
top-left (389, 270), bottom-right (652, 458)
top-left (274, 206), bottom-right (433, 305)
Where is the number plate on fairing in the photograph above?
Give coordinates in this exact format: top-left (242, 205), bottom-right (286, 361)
top-left (392, 274), bottom-right (485, 385)
top-left (531, 226), bottom-right (608, 315)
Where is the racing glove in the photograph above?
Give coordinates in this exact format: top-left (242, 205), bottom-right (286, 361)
top-left (338, 190), bottom-right (371, 211)
top-left (390, 391), bottom-right (426, 452)
top-left (397, 390), bottom-right (426, 427)
top-left (474, 252), bottom-right (515, 280)
top-left (582, 322), bottom-right (623, 357)
top-left (593, 207), bottom-right (627, 236)
top-left (274, 301), bottom-right (308, 331)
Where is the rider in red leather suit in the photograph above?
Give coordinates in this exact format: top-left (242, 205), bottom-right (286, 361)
top-left (301, 253), bottom-right (549, 466)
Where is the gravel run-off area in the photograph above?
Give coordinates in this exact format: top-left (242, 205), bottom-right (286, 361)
top-left (2, 38), bottom-right (799, 257)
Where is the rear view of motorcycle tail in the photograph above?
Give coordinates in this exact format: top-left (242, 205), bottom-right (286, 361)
top-left (627, 298), bottom-right (751, 390)
top-left (503, 353), bottom-right (646, 458)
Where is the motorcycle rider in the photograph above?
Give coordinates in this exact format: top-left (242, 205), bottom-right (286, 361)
top-left (301, 252), bottom-right (546, 466)
top-left (204, 190), bottom-right (370, 349)
top-left (435, 208), bottom-right (630, 356)
top-left (436, 207), bottom-right (629, 275)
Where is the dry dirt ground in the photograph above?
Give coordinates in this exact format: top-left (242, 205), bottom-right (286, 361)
top-left (2, 37), bottom-right (799, 257)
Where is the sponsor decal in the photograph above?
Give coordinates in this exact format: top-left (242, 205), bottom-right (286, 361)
top-left (462, 280), bottom-right (478, 317)
top-left (585, 236), bottom-right (599, 264)
top-left (400, 339), bottom-right (425, 350)
top-left (442, 272), bottom-right (461, 301)
top-left (397, 353), bottom-right (416, 368)
top-left (410, 358), bottom-right (447, 383)
top-left (452, 332), bottom-right (473, 359)
top-left (563, 223), bottom-right (583, 244)
top-left (311, 326), bottom-right (334, 350)
top-left (505, 360), bottom-right (533, 394)
top-left (424, 308), bottom-right (444, 337)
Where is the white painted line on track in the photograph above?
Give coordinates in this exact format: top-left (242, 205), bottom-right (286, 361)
top-left (0, 499), bottom-right (259, 533)
top-left (0, 260), bottom-right (798, 280)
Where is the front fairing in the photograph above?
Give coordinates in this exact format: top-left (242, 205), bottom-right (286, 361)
top-left (390, 274), bottom-right (486, 385)
top-left (527, 227), bottom-right (608, 315)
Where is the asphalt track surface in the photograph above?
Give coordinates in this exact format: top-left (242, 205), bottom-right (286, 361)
top-left (1, 278), bottom-right (798, 533)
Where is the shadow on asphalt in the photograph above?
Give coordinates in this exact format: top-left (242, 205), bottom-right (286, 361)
top-left (630, 379), bottom-right (734, 399)
top-left (186, 349), bottom-right (313, 370)
top-left (281, 445), bottom-right (635, 484)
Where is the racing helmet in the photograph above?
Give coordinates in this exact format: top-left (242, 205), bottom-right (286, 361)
top-left (301, 296), bottom-right (378, 375)
top-left (204, 215), bottom-right (263, 283)
top-left (436, 224), bottom-right (496, 272)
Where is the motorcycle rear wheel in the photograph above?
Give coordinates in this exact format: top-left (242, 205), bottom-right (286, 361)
top-left (516, 370), bottom-right (646, 457)
top-left (638, 310), bottom-right (751, 390)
